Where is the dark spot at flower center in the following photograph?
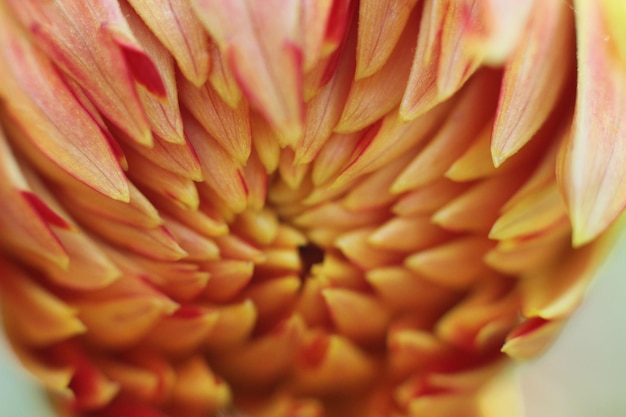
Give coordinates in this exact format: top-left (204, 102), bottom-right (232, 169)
top-left (297, 242), bottom-right (325, 280)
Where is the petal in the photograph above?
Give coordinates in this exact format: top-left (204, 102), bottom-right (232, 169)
top-left (558, 0), bottom-right (626, 245)
top-left (0, 11), bottom-right (128, 201)
top-left (6, 0), bottom-right (164, 145)
top-left (127, 0), bottom-right (210, 87)
top-left (491, 0), bottom-right (573, 165)
top-left (191, 0), bottom-right (304, 144)
top-left (355, 0), bottom-right (420, 79)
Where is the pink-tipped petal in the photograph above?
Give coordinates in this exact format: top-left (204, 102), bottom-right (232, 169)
top-left (5, 0), bottom-right (165, 145)
top-left (0, 12), bottom-right (129, 201)
top-left (558, 0), bottom-right (626, 246)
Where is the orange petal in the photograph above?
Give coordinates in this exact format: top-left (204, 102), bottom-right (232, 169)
top-left (0, 259), bottom-right (85, 346)
top-left (392, 178), bottom-right (469, 217)
top-left (142, 306), bottom-right (220, 356)
top-left (57, 180), bottom-right (162, 229)
top-left (204, 300), bottom-right (258, 351)
top-left (96, 356), bottom-right (173, 403)
top-left (170, 356), bottom-right (232, 415)
top-left (185, 114), bottom-right (249, 214)
top-left (366, 266), bottom-right (458, 313)
top-left (214, 315), bottom-right (305, 386)
top-left (489, 183), bottom-right (568, 241)
top-left (207, 40), bottom-right (243, 108)
top-left (355, 0), bottom-right (420, 79)
top-left (405, 237), bottom-right (496, 289)
top-left (432, 171), bottom-right (528, 234)
top-left (242, 275), bottom-right (301, 323)
top-left (50, 342), bottom-right (120, 411)
top-left (73, 294), bottom-right (171, 350)
top-left (491, 0), bottom-right (573, 165)
top-left (392, 69), bottom-right (500, 193)
top-left (519, 225), bottom-right (621, 320)
top-left (322, 288), bottom-right (391, 344)
top-left (191, 0), bottom-right (304, 145)
top-left (333, 100), bottom-right (453, 189)
top-left (294, 332), bottom-right (379, 395)
top-left (0, 133), bottom-right (68, 268)
top-left (336, 10), bottom-right (418, 133)
top-left (124, 147), bottom-right (200, 211)
top-left (336, 227), bottom-right (405, 270)
top-left (127, 0), bottom-right (210, 87)
top-left (369, 215), bottom-right (452, 252)
top-left (201, 260), bottom-right (255, 302)
top-left (162, 216), bottom-right (220, 261)
top-left (179, 77), bottom-right (251, 165)
top-left (293, 32), bottom-right (354, 165)
top-left (558, 0), bottom-right (626, 245)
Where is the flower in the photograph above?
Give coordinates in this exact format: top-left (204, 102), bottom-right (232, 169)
top-left (0, 0), bottom-right (624, 416)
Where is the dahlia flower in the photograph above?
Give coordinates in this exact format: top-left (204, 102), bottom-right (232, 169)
top-left (0, 0), bottom-right (624, 416)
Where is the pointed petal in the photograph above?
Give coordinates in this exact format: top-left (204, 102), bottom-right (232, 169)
top-left (170, 356), bottom-right (232, 415)
top-left (367, 267), bottom-right (457, 313)
top-left (501, 317), bottom-right (564, 360)
top-left (191, 0), bottom-right (304, 144)
top-left (201, 260), bottom-right (254, 302)
top-left (6, 0), bottom-right (164, 145)
top-left (491, 0), bottom-right (573, 165)
top-left (322, 288), bottom-right (390, 344)
top-left (336, 12), bottom-right (418, 133)
top-left (0, 13), bottom-right (128, 201)
top-left (185, 114), bottom-right (249, 213)
top-left (294, 332), bottom-right (378, 394)
top-left (0, 133), bottom-right (68, 268)
top-left (179, 76), bottom-right (251, 165)
top-left (392, 69), bottom-right (500, 193)
top-left (124, 3), bottom-right (185, 145)
top-left (127, 0), bottom-right (210, 87)
top-left (405, 237), bottom-right (496, 289)
top-left (204, 300), bottom-right (258, 351)
top-left (0, 259), bottom-right (85, 346)
top-left (355, 0), bottom-right (420, 79)
top-left (558, 0), bottom-right (626, 245)
top-left (142, 306), bottom-right (219, 355)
